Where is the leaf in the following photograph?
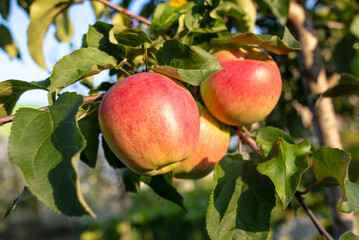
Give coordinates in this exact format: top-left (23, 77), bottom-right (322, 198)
top-left (350, 14), bottom-right (359, 39)
top-left (140, 172), bottom-right (186, 211)
top-left (110, 26), bottom-right (152, 49)
top-left (154, 39), bottom-right (223, 86)
top-left (311, 147), bottom-right (350, 191)
top-left (3, 186), bottom-right (32, 219)
top-left (48, 47), bottom-right (117, 94)
top-left (206, 154), bottom-right (276, 240)
top-left (102, 136), bottom-right (126, 169)
top-left (85, 22), bottom-right (126, 60)
top-left (340, 231), bottom-right (359, 240)
top-left (90, 1), bottom-right (109, 19)
top-left (0, 0), bottom-right (10, 19)
top-left (150, 2), bottom-right (194, 34)
top-left (338, 181), bottom-right (359, 213)
top-left (257, 138), bottom-right (310, 208)
top-left (0, 25), bottom-right (19, 59)
top-left (351, 49), bottom-right (359, 78)
top-left (322, 73), bottom-right (359, 98)
top-left (78, 103), bottom-right (101, 168)
top-left (252, 126), bottom-right (294, 159)
top-left (258, 0), bottom-right (290, 25)
top-left (210, 27), bottom-right (301, 55)
top-left (122, 168), bottom-right (140, 193)
top-left (17, 0), bottom-right (34, 13)
top-left (27, 0), bottom-right (73, 69)
top-left (53, 9), bottom-right (73, 42)
top-left (0, 80), bottom-right (48, 117)
top-left (8, 92), bottom-right (95, 217)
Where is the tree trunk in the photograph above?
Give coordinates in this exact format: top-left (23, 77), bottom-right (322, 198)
top-left (288, 1), bottom-right (358, 238)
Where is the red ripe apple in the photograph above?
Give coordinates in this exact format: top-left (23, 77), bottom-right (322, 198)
top-left (173, 107), bottom-right (230, 179)
top-left (98, 72), bottom-right (200, 176)
top-left (200, 47), bottom-right (282, 126)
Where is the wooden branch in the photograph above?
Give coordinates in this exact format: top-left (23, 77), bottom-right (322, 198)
top-left (93, 0), bottom-right (152, 25)
top-left (0, 94), bottom-right (104, 126)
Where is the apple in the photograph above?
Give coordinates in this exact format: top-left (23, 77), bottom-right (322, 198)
top-left (98, 72), bottom-right (200, 176)
top-left (173, 107), bottom-right (230, 179)
top-left (200, 46), bottom-right (282, 126)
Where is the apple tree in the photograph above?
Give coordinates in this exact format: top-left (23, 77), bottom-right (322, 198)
top-left (1, 0), bottom-right (359, 239)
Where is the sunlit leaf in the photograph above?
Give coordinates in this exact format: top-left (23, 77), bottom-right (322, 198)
top-left (350, 14), bottom-right (359, 39)
top-left (206, 154), bottom-right (275, 239)
top-left (257, 138), bottom-right (310, 208)
top-left (154, 39), bottom-right (223, 86)
top-left (340, 231), bottom-right (359, 240)
top-left (9, 92), bottom-right (95, 217)
top-left (54, 9), bottom-right (73, 42)
top-left (210, 27), bottom-right (301, 55)
top-left (0, 80), bottom-right (48, 117)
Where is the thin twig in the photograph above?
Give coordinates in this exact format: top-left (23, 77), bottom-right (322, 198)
top-left (93, 0), bottom-right (152, 25)
top-left (0, 94), bottom-right (104, 126)
top-left (297, 179), bottom-right (323, 195)
top-left (295, 192), bottom-right (334, 240)
top-left (235, 128), bottom-right (260, 154)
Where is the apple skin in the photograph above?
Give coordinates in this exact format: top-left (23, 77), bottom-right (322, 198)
top-left (200, 47), bottom-right (282, 126)
top-left (98, 72), bottom-right (200, 176)
top-left (173, 107), bottom-right (230, 179)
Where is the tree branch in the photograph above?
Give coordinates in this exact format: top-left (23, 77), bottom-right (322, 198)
top-left (93, 0), bottom-right (152, 26)
top-left (0, 94), bottom-right (104, 126)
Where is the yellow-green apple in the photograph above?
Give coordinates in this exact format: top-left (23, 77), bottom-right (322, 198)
top-left (98, 72), bottom-right (200, 176)
top-left (173, 107), bottom-right (230, 179)
top-left (200, 47), bottom-right (282, 126)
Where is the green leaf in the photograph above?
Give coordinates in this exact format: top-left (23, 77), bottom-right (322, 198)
top-left (0, 0), bottom-right (10, 19)
top-left (0, 25), bottom-right (19, 59)
top-left (122, 168), bottom-right (140, 193)
top-left (312, 147), bottom-right (350, 191)
top-left (154, 39), bottom-right (223, 86)
top-left (53, 9), bottom-right (73, 42)
top-left (0, 80), bottom-right (48, 117)
top-left (78, 103), bottom-right (101, 168)
top-left (340, 231), bottom-right (359, 240)
top-left (150, 2), bottom-right (194, 34)
top-left (140, 172), bottom-right (186, 211)
top-left (210, 27), bottom-right (301, 55)
top-left (8, 92), bottom-right (95, 217)
top-left (85, 22), bottom-right (126, 60)
top-left (252, 126), bottom-right (294, 159)
top-left (257, 138), bottom-right (310, 208)
top-left (338, 180), bottom-right (359, 213)
top-left (27, 0), bottom-right (74, 69)
top-left (90, 1), bottom-right (109, 19)
top-left (351, 49), bottom-right (359, 78)
top-left (206, 154), bottom-right (276, 240)
top-left (48, 47), bottom-right (117, 94)
top-left (102, 136), bottom-right (126, 169)
top-left (17, 0), bottom-right (34, 13)
top-left (3, 186), bottom-right (32, 219)
top-left (258, 0), bottom-right (290, 25)
top-left (322, 73), bottom-right (359, 98)
top-left (110, 26), bottom-right (152, 49)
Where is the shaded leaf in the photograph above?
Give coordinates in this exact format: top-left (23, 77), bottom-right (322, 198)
top-left (8, 92), bottom-right (95, 217)
top-left (49, 47), bottom-right (117, 94)
top-left (340, 231), bottom-right (359, 240)
top-left (122, 168), bottom-right (140, 193)
top-left (154, 39), bottom-right (223, 86)
top-left (78, 103), bottom-right (101, 168)
top-left (312, 147), bottom-right (350, 191)
top-left (110, 26), bottom-right (152, 49)
top-left (102, 136), bottom-right (126, 169)
top-left (338, 180), bottom-right (359, 213)
top-left (257, 138), bottom-right (310, 208)
top-left (3, 186), bottom-right (32, 219)
top-left (0, 25), bottom-right (19, 59)
top-left (54, 9), bottom-right (73, 42)
top-left (0, 0), bottom-right (10, 19)
top-left (0, 80), bottom-right (47, 117)
top-left (210, 27), bottom-right (301, 55)
top-left (322, 73), bottom-right (359, 98)
top-left (27, 0), bottom-right (73, 69)
top-left (140, 172), bottom-right (186, 211)
top-left (351, 49), bottom-right (359, 78)
top-left (252, 126), bottom-right (294, 159)
top-left (206, 154), bottom-right (275, 240)
top-left (258, 0), bottom-right (290, 25)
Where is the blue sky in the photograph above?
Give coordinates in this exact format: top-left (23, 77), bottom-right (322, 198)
top-left (0, 0), bottom-right (147, 105)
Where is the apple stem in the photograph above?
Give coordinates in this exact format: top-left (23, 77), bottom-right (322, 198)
top-left (0, 94), bottom-right (104, 126)
top-left (236, 127), bottom-right (333, 240)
